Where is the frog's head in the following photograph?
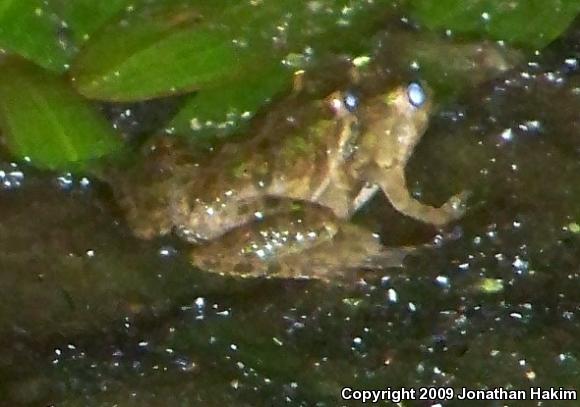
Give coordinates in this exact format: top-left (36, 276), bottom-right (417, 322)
top-left (355, 81), bottom-right (433, 169)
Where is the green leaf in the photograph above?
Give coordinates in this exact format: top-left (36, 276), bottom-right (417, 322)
top-left (71, 0), bottom-right (399, 102)
top-left (169, 63), bottom-right (292, 140)
top-left (411, 0), bottom-right (580, 49)
top-left (0, 0), bottom-right (133, 72)
top-left (0, 59), bottom-right (122, 170)
top-left (71, 2), bottom-right (262, 101)
top-left (52, 0), bottom-right (131, 45)
top-left (0, 0), bottom-right (71, 72)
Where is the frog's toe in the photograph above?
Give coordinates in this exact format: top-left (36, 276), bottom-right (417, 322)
top-left (442, 190), bottom-right (470, 221)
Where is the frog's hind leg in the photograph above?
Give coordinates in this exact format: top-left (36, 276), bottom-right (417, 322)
top-left (190, 204), bottom-right (415, 283)
top-left (190, 203), bottom-right (341, 279)
top-left (283, 223), bottom-right (417, 283)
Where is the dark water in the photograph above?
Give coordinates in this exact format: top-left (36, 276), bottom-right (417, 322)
top-left (0, 15), bottom-right (579, 407)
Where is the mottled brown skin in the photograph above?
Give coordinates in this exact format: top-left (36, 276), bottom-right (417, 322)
top-left (109, 79), bottom-right (466, 281)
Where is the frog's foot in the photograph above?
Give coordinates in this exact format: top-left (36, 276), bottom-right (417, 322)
top-left (439, 190), bottom-right (471, 225)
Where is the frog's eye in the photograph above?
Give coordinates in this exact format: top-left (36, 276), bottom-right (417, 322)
top-left (343, 91), bottom-right (359, 112)
top-left (407, 82), bottom-right (426, 108)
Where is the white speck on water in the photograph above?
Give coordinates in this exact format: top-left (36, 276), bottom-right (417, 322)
top-left (512, 256), bottom-right (529, 272)
top-left (80, 177), bottom-right (91, 187)
top-left (380, 276), bottom-right (391, 287)
top-left (387, 288), bottom-right (398, 303)
top-left (435, 275), bottom-right (450, 287)
top-left (501, 128), bottom-right (514, 141)
top-left (544, 71), bottom-right (561, 83)
top-left (57, 173), bottom-right (74, 189)
top-left (522, 120), bottom-right (542, 132)
top-left (194, 297), bottom-right (205, 308)
top-left (564, 58), bottom-right (578, 69)
top-left (562, 311), bottom-right (574, 320)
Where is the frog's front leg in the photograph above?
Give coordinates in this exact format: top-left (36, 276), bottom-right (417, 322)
top-left (370, 167), bottom-right (468, 227)
top-left (190, 203), bottom-right (410, 282)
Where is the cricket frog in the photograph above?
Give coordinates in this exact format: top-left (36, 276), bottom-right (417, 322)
top-left (108, 75), bottom-right (466, 281)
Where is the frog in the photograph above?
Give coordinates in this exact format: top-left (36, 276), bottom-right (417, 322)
top-left (107, 73), bottom-right (467, 282)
